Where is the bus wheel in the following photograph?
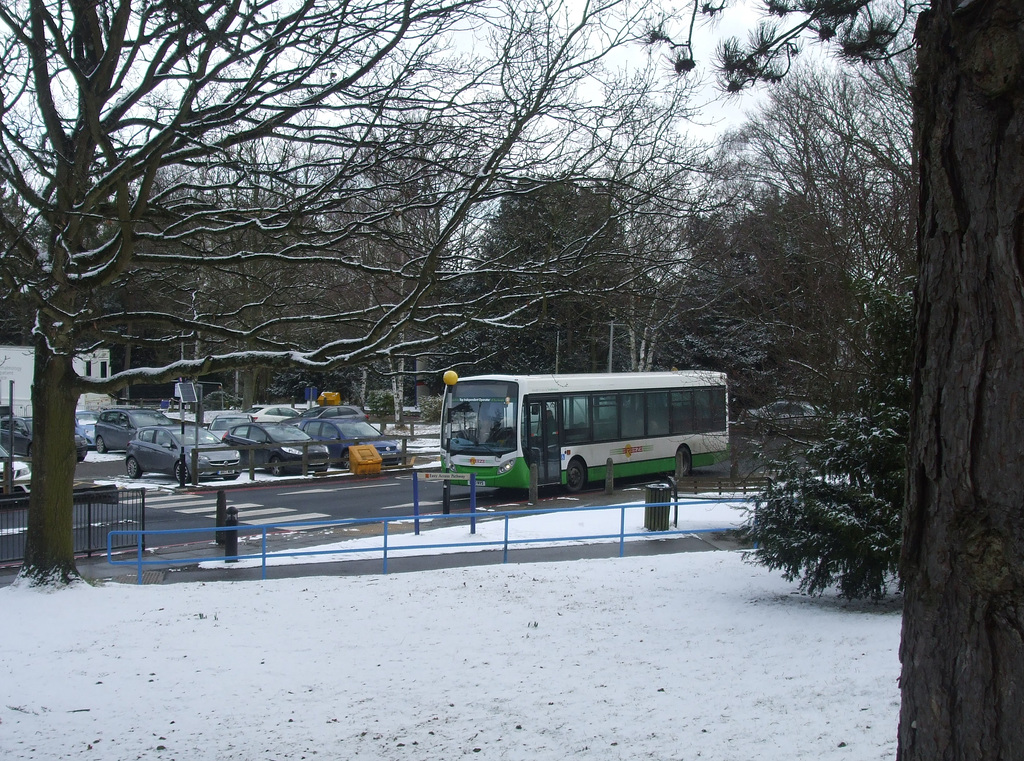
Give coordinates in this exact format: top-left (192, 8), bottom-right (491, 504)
top-left (675, 446), bottom-right (692, 477)
top-left (565, 457), bottom-right (588, 493)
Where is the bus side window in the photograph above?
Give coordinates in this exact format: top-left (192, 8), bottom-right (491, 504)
top-left (694, 389), bottom-right (713, 432)
top-left (593, 394), bottom-right (618, 440)
top-left (563, 395), bottom-right (590, 444)
top-left (670, 390), bottom-right (694, 434)
top-left (647, 392), bottom-right (669, 436)
top-left (620, 393), bottom-right (644, 438)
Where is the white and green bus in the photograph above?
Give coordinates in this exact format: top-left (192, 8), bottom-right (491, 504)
top-left (439, 371), bottom-right (729, 492)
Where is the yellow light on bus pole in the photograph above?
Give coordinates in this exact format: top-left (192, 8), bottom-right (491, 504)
top-left (440, 370), bottom-right (458, 514)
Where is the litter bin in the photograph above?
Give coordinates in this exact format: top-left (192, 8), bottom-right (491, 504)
top-left (644, 482), bottom-right (672, 531)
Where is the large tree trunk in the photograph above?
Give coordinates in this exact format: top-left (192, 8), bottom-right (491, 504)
top-left (898, 3), bottom-right (1024, 759)
top-left (19, 341), bottom-right (81, 585)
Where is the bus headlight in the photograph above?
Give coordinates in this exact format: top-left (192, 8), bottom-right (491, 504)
top-left (497, 459), bottom-right (514, 475)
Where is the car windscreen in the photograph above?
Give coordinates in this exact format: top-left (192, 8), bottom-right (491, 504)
top-left (172, 428), bottom-right (224, 446)
top-left (132, 411), bottom-right (175, 426)
top-left (265, 425), bottom-right (311, 443)
top-left (210, 416), bottom-right (248, 428)
top-left (336, 422), bottom-right (381, 438)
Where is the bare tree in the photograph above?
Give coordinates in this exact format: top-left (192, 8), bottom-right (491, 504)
top-left (0, 0), bottom-right (691, 584)
top-left (713, 57), bottom-right (916, 408)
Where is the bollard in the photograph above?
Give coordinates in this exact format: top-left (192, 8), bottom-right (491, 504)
top-left (224, 505), bottom-right (238, 562)
top-left (604, 457), bottom-right (614, 495)
top-left (178, 448), bottom-right (187, 488)
top-left (664, 476), bottom-right (678, 527)
top-left (442, 479), bottom-right (451, 515)
top-left (529, 462), bottom-right (539, 505)
top-left (215, 490), bottom-right (227, 545)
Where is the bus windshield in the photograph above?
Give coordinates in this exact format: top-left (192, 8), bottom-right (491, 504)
top-left (444, 380), bottom-right (519, 457)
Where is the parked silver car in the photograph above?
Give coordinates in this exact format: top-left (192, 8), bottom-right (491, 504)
top-left (208, 412), bottom-right (253, 439)
top-left (94, 408), bottom-right (176, 453)
top-left (126, 426), bottom-right (241, 482)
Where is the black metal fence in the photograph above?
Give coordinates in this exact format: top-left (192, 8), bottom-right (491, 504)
top-left (0, 487), bottom-right (145, 564)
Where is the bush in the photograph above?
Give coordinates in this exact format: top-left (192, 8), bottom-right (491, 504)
top-left (418, 394), bottom-right (444, 423)
top-left (745, 415), bottom-right (905, 602)
top-left (745, 284), bottom-right (911, 601)
top-left (366, 389), bottom-right (394, 419)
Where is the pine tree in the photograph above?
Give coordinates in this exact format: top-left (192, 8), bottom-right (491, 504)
top-left (747, 284), bottom-right (912, 600)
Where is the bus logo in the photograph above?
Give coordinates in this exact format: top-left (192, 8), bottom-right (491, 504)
top-left (612, 444), bottom-right (647, 458)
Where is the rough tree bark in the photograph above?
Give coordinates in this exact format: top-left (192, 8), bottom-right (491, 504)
top-left (21, 334), bottom-right (80, 584)
top-left (899, 2), bottom-right (1024, 759)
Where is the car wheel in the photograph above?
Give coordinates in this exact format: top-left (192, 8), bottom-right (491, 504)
top-left (173, 459), bottom-right (189, 484)
top-left (676, 446), bottom-right (692, 477)
top-left (126, 456), bottom-right (142, 479)
top-left (268, 455), bottom-right (285, 477)
top-left (565, 457), bottom-right (588, 493)
top-left (95, 436), bottom-right (107, 454)
top-left (26, 443), bottom-right (32, 457)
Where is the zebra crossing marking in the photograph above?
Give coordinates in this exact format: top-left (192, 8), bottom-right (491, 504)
top-left (175, 502), bottom-right (262, 515)
top-left (142, 491), bottom-right (328, 524)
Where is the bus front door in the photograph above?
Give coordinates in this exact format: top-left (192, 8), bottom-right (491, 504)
top-left (527, 399), bottom-right (561, 486)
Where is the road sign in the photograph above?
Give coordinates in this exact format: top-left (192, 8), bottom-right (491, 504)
top-left (421, 472), bottom-right (483, 485)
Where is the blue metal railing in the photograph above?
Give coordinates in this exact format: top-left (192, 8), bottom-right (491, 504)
top-left (107, 499), bottom-right (742, 585)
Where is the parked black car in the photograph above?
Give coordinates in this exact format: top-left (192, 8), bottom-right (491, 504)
top-left (94, 408), bottom-right (176, 453)
top-left (1, 416), bottom-right (88, 461)
top-left (0, 416), bottom-right (32, 457)
top-left (223, 422), bottom-right (330, 476)
top-left (297, 418), bottom-right (400, 467)
top-left (126, 426), bottom-right (241, 482)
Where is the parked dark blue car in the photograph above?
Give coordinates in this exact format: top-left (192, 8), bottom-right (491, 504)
top-left (297, 419), bottom-right (400, 467)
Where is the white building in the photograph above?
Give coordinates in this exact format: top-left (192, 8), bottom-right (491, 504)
top-left (0, 346), bottom-right (113, 415)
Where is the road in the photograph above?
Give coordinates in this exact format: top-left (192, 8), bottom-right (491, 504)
top-left (137, 475), bottom-right (533, 534)
top-left (65, 436), bottom-right (750, 551)
top-left (71, 451), bottom-right (557, 540)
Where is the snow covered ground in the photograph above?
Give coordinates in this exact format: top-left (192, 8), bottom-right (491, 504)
top-left (1, 506), bottom-right (902, 761)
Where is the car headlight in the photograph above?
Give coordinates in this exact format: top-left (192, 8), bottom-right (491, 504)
top-left (497, 459), bottom-right (514, 474)
top-left (282, 446), bottom-right (303, 456)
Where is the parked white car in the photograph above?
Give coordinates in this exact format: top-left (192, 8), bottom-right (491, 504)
top-left (245, 405), bottom-right (301, 423)
top-left (0, 443), bottom-right (31, 492)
